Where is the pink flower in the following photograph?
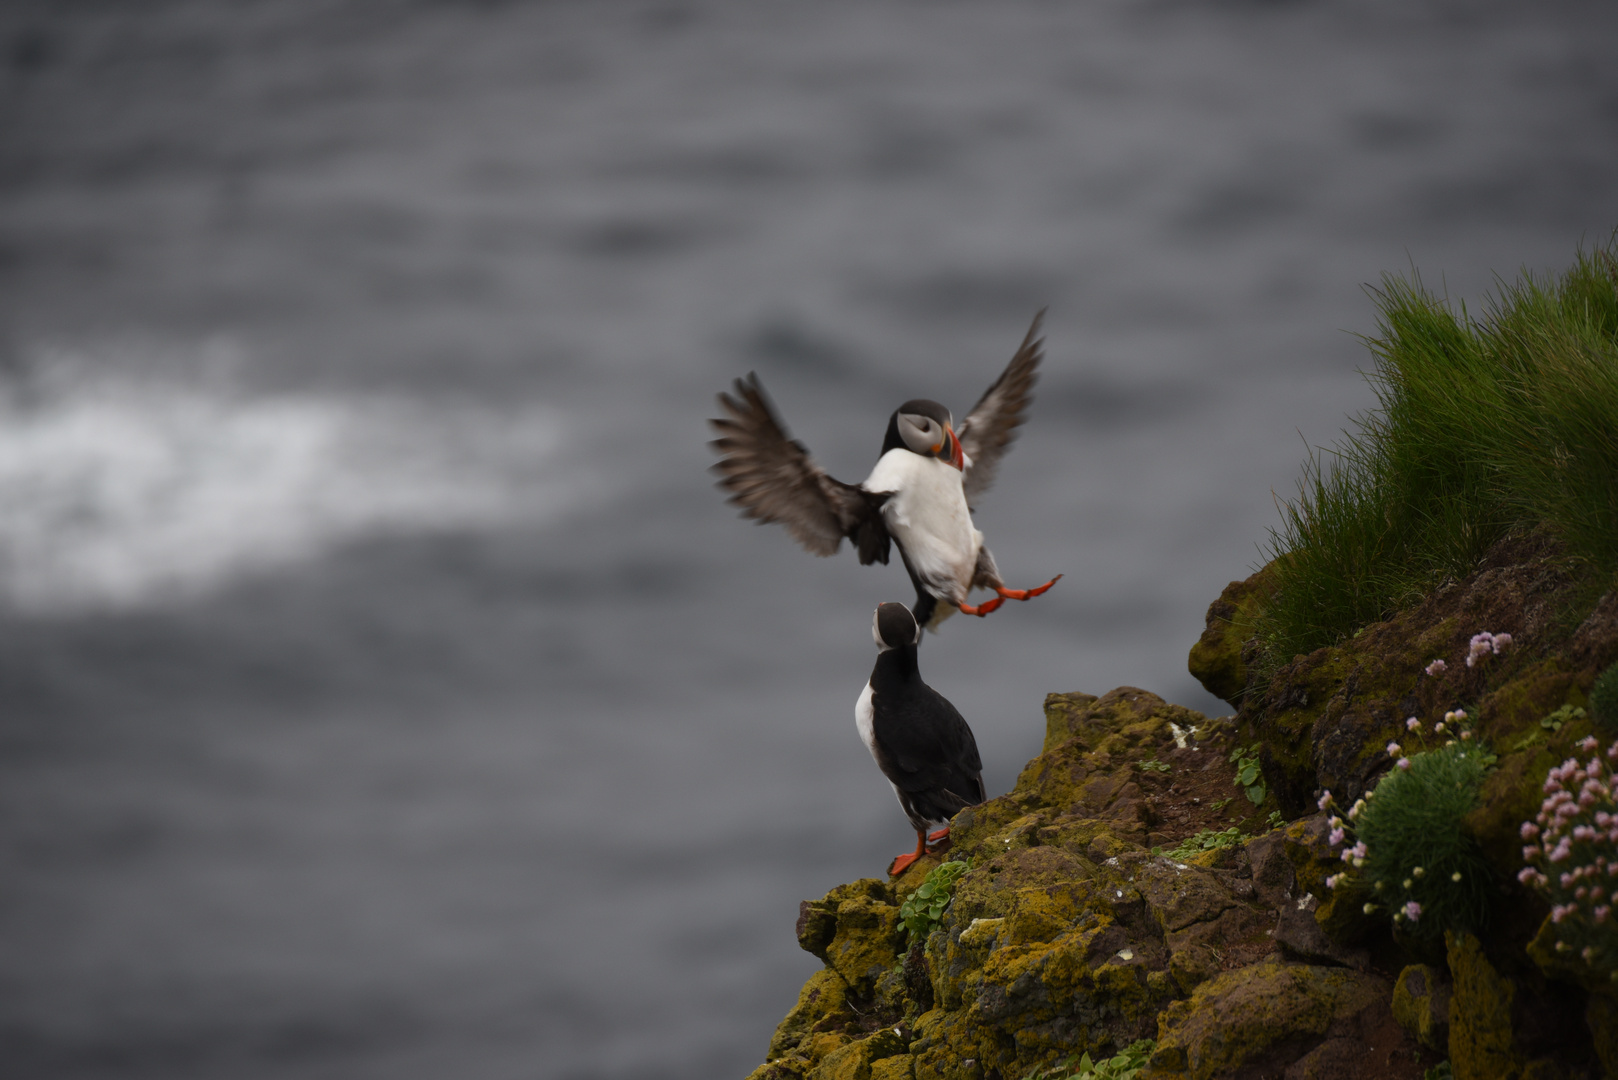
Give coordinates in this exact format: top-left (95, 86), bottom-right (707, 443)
top-left (1425, 659), bottom-right (1447, 676)
top-left (1598, 906), bottom-right (1612, 924)
top-left (1521, 822), bottom-right (1540, 839)
top-left (1519, 866), bottom-right (1540, 884)
top-left (1403, 900), bottom-right (1422, 921)
top-left (1341, 848), bottom-right (1356, 863)
top-left (1386, 741), bottom-right (1401, 756)
top-left (1581, 736), bottom-right (1600, 752)
top-left (1330, 828), bottom-right (1346, 845)
top-left (1524, 845), bottom-right (1541, 860)
top-left (1317, 791), bottom-right (1334, 810)
top-left (1325, 873), bottom-right (1343, 889)
top-left (1406, 717), bottom-right (1421, 731)
top-left (1351, 841), bottom-right (1368, 859)
top-left (1552, 904), bottom-right (1571, 923)
top-left (1493, 633), bottom-right (1512, 651)
top-left (1397, 758), bottom-right (1411, 771)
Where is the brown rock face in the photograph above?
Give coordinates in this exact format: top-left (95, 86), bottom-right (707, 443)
top-left (751, 536), bottom-right (1618, 1080)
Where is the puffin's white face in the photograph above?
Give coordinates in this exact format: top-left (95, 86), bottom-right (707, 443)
top-left (872, 609), bottom-right (890, 652)
top-left (894, 407), bottom-right (964, 470)
top-left (896, 411), bottom-right (948, 456)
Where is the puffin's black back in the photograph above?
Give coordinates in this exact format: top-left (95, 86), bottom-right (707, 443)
top-left (867, 605), bottom-right (985, 820)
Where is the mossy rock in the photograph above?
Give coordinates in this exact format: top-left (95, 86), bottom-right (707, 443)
top-left (1592, 660), bottom-right (1618, 735)
top-left (1446, 930), bottom-right (1524, 1080)
top-left (1586, 993), bottom-right (1618, 1080)
top-left (769, 968), bottom-right (855, 1061)
top-left (826, 894), bottom-right (906, 995)
top-left (1147, 960), bottom-right (1389, 1080)
top-left (1392, 963), bottom-right (1451, 1053)
top-left (808, 1029), bottom-right (908, 1080)
top-left (1188, 569), bottom-right (1274, 707)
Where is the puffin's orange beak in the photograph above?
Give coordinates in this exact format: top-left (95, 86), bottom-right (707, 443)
top-left (944, 427), bottom-right (964, 470)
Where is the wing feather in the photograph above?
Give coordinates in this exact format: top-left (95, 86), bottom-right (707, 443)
top-left (708, 374), bottom-right (887, 560)
top-left (958, 310), bottom-right (1044, 505)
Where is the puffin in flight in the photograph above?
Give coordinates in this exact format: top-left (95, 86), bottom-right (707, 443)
top-left (858, 602), bottom-right (985, 876)
top-left (709, 312), bottom-right (1061, 629)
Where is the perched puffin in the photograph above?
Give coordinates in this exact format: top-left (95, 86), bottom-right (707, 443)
top-left (857, 602), bottom-right (986, 876)
top-left (709, 312), bottom-right (1061, 629)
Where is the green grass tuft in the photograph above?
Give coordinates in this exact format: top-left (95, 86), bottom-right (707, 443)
top-left (1256, 235), bottom-right (1618, 665)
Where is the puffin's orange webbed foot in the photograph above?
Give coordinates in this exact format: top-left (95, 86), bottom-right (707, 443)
top-left (926, 827), bottom-right (950, 844)
top-left (996, 573), bottom-right (1063, 601)
top-left (888, 850), bottom-right (924, 876)
top-left (958, 596), bottom-right (1005, 617)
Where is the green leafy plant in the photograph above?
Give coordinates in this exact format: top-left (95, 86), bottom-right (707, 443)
top-left (1266, 810), bottom-right (1285, 829)
top-left (899, 860), bottom-right (970, 943)
top-left (1136, 758), bottom-right (1171, 773)
top-left (1022, 1039), bottom-right (1155, 1080)
top-left (1154, 827), bottom-right (1250, 861)
top-left (1511, 729), bottom-right (1546, 753)
top-left (1542, 704), bottom-right (1585, 734)
top-left (1423, 1062), bottom-right (1453, 1080)
top-left (1230, 744), bottom-right (1267, 805)
top-left (1252, 237), bottom-right (1618, 671)
top-left (1209, 796), bottom-right (1233, 813)
top-left (1592, 660), bottom-right (1618, 736)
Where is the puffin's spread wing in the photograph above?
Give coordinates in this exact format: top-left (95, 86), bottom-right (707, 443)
top-left (709, 374), bottom-right (890, 562)
top-left (957, 309), bottom-right (1044, 505)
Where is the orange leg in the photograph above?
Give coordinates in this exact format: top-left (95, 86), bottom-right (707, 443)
top-left (926, 827), bottom-right (950, 844)
top-left (888, 829), bottom-right (929, 877)
top-left (995, 573), bottom-right (1063, 601)
top-left (959, 573), bottom-right (1062, 616)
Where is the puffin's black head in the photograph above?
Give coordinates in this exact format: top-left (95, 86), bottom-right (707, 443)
top-left (881, 399), bottom-right (963, 470)
top-left (872, 602), bottom-right (921, 651)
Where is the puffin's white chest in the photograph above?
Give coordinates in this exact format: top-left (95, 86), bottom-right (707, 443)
top-left (862, 450), bottom-right (980, 592)
top-left (855, 681), bottom-right (878, 761)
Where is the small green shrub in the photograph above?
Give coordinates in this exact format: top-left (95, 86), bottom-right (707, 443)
top-left (1154, 827), bottom-right (1249, 861)
top-left (1230, 744), bottom-right (1267, 805)
top-left (1022, 1039), bottom-right (1155, 1080)
top-left (1326, 738), bottom-right (1495, 942)
top-left (899, 860), bottom-right (969, 944)
top-left (1592, 661), bottom-right (1618, 735)
top-left (1136, 758), bottom-right (1171, 773)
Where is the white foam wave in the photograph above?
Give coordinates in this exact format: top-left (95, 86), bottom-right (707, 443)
top-left (0, 346), bottom-right (574, 612)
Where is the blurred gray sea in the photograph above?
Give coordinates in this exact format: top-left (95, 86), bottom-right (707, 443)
top-left (0, 2), bottom-right (1615, 1077)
